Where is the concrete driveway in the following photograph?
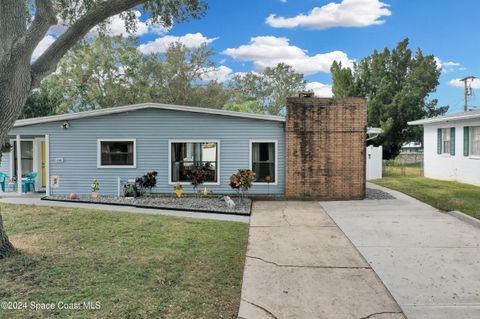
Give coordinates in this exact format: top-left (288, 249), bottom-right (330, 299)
top-left (321, 183), bottom-right (480, 319)
top-left (238, 201), bottom-right (405, 319)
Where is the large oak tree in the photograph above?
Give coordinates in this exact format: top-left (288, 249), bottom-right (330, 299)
top-left (0, 0), bottom-right (207, 258)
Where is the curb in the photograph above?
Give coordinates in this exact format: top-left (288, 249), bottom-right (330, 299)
top-left (447, 210), bottom-right (480, 229)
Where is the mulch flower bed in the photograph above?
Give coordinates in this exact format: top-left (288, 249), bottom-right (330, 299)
top-left (42, 194), bottom-right (252, 215)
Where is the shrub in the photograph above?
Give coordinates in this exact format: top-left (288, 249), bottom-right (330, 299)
top-left (230, 169), bottom-right (255, 198)
top-left (136, 171), bottom-right (158, 194)
top-left (123, 183), bottom-right (139, 197)
top-left (91, 179), bottom-right (100, 193)
top-left (186, 166), bottom-right (207, 195)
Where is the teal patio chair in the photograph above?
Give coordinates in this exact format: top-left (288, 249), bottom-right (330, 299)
top-left (0, 172), bottom-right (7, 192)
top-left (22, 172), bottom-right (37, 193)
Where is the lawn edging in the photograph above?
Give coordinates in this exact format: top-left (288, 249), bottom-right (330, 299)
top-left (41, 196), bottom-right (252, 216)
top-left (447, 211), bottom-right (480, 229)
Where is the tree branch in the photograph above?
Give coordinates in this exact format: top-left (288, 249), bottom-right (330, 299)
top-left (23, 0), bottom-right (58, 55)
top-left (30, 0), bottom-right (145, 88)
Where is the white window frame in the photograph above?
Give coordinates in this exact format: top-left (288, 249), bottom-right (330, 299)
top-left (249, 140), bottom-right (278, 186)
top-left (441, 128), bottom-right (451, 155)
top-left (168, 140), bottom-right (220, 186)
top-left (97, 138), bottom-right (137, 168)
top-left (470, 126), bottom-right (480, 158)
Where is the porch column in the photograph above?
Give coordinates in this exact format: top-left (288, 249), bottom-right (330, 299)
top-left (45, 135), bottom-right (50, 196)
top-left (16, 135), bottom-right (22, 193)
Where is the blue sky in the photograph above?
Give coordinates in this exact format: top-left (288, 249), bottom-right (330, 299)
top-left (37, 0), bottom-right (480, 113)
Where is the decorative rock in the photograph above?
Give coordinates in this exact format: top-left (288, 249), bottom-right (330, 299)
top-left (70, 192), bottom-right (78, 200)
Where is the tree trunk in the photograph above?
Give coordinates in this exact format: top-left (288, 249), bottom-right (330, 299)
top-left (0, 209), bottom-right (16, 258)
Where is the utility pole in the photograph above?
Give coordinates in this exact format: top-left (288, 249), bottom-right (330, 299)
top-left (460, 76), bottom-right (476, 111)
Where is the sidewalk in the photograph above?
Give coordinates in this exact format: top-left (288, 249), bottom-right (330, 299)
top-left (238, 201), bottom-right (405, 319)
top-left (321, 183), bottom-right (480, 319)
top-left (0, 195), bottom-right (249, 223)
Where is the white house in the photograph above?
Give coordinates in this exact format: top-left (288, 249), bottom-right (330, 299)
top-left (409, 110), bottom-right (480, 186)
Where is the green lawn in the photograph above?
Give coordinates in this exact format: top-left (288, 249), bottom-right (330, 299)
top-left (373, 176), bottom-right (480, 219)
top-left (0, 204), bottom-right (248, 318)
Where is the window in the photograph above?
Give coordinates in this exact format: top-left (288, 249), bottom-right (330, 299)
top-left (170, 141), bottom-right (218, 183)
top-left (13, 141), bottom-right (34, 177)
top-left (442, 128), bottom-right (451, 154)
top-left (251, 141), bottom-right (277, 184)
top-left (471, 126), bottom-right (480, 156)
top-left (98, 139), bottom-right (136, 167)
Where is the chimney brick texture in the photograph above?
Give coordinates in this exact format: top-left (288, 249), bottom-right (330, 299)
top-left (285, 97), bottom-right (367, 200)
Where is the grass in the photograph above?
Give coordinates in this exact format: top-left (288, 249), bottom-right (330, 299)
top-left (382, 161), bottom-right (423, 177)
top-left (373, 176), bottom-right (480, 219)
top-left (0, 204), bottom-right (249, 318)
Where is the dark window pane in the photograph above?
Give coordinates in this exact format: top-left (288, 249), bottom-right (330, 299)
top-left (252, 142), bottom-right (275, 183)
top-left (100, 141), bottom-right (134, 166)
top-left (13, 141), bottom-right (34, 176)
top-left (252, 163), bottom-right (275, 183)
top-left (171, 142), bottom-right (217, 182)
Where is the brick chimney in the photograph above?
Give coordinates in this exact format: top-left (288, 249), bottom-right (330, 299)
top-left (285, 97), bottom-right (367, 200)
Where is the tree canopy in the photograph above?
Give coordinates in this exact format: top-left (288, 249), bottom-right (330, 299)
top-left (331, 38), bottom-right (448, 159)
top-left (226, 63), bottom-right (306, 115)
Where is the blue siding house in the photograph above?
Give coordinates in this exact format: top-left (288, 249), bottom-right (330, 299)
top-left (0, 103), bottom-right (285, 196)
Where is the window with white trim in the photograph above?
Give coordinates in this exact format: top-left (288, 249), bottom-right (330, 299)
top-left (442, 128), bottom-right (451, 154)
top-left (98, 140), bottom-right (135, 167)
top-left (251, 142), bottom-right (276, 183)
top-left (170, 142), bottom-right (218, 183)
top-left (471, 126), bottom-right (480, 156)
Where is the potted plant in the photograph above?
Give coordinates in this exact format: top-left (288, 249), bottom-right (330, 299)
top-left (123, 183), bottom-right (137, 198)
top-left (230, 169), bottom-right (256, 200)
top-left (91, 179), bottom-right (100, 198)
top-left (173, 182), bottom-right (184, 198)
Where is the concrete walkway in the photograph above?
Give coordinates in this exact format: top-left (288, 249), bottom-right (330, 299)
top-left (238, 201), bottom-right (405, 319)
top-left (321, 183), bottom-right (480, 319)
top-left (0, 195), bottom-right (249, 223)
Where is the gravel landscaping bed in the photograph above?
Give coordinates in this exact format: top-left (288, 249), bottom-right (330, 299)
top-left (42, 195), bottom-right (252, 215)
top-left (365, 188), bottom-right (396, 200)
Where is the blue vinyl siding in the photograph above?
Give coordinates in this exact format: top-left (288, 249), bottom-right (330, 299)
top-left (1, 108), bottom-right (285, 195)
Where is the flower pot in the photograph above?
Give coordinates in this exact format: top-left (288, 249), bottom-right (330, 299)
top-left (91, 192), bottom-right (99, 198)
top-left (175, 189), bottom-right (184, 198)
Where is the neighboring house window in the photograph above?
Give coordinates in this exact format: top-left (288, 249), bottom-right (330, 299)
top-left (250, 141), bottom-right (277, 183)
top-left (98, 139), bottom-right (136, 168)
top-left (170, 142), bottom-right (218, 183)
top-left (471, 126), bottom-right (480, 156)
top-left (442, 128), bottom-right (451, 154)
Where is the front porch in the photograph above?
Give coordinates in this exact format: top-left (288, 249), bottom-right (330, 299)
top-left (0, 134), bottom-right (49, 195)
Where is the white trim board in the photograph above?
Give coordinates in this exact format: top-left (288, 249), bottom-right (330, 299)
top-left (249, 139), bottom-right (279, 186)
top-left (168, 140), bottom-right (221, 186)
top-left (97, 138), bottom-right (137, 169)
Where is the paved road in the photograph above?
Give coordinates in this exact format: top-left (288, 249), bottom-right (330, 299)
top-left (321, 183), bottom-right (480, 319)
top-left (0, 195), bottom-right (249, 223)
top-left (238, 201), bottom-right (405, 319)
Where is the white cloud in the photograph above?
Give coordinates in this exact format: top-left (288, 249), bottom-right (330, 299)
top-left (32, 35), bottom-right (56, 60)
top-left (201, 65), bottom-right (233, 82)
top-left (306, 82), bottom-right (333, 97)
top-left (138, 32), bottom-right (218, 54)
top-left (434, 57), bottom-right (462, 74)
top-left (449, 78), bottom-right (480, 89)
top-left (266, 0), bottom-right (391, 29)
top-left (223, 36), bottom-right (353, 75)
